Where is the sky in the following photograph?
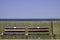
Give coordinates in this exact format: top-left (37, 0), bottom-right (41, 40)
top-left (0, 0), bottom-right (60, 19)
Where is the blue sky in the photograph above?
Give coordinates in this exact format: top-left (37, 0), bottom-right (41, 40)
top-left (0, 0), bottom-right (60, 19)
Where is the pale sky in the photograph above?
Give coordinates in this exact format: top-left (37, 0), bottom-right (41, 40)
top-left (0, 0), bottom-right (60, 19)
